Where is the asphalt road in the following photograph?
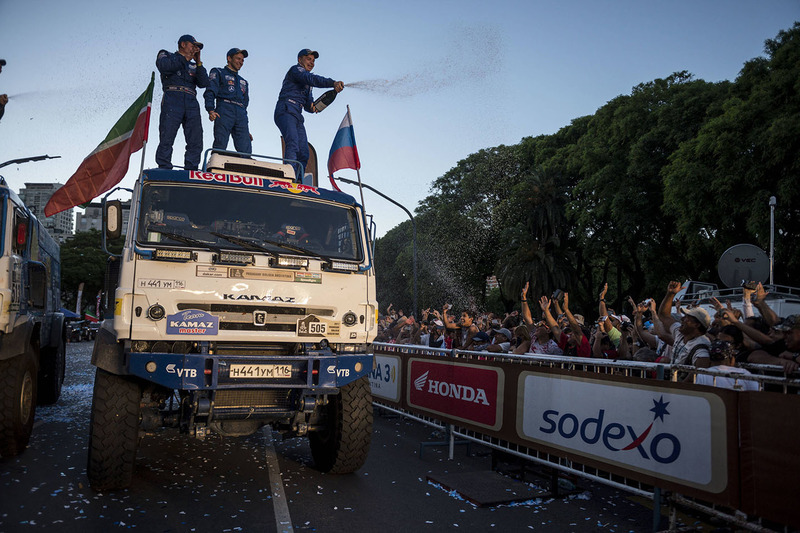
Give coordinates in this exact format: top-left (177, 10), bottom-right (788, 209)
top-left (0, 342), bottom-right (660, 532)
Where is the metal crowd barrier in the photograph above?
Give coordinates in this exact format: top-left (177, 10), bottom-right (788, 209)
top-left (369, 342), bottom-right (800, 532)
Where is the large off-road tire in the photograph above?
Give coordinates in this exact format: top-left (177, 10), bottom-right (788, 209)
top-left (0, 351), bottom-right (38, 457)
top-left (309, 376), bottom-right (373, 474)
top-left (86, 369), bottom-right (142, 491)
top-left (38, 334), bottom-right (66, 405)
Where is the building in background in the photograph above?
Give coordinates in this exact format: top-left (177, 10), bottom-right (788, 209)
top-left (18, 183), bottom-right (73, 243)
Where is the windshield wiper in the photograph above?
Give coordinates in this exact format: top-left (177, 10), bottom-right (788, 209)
top-left (258, 237), bottom-right (335, 263)
top-left (211, 231), bottom-right (337, 263)
top-left (209, 232), bottom-right (277, 258)
top-left (147, 227), bottom-right (220, 254)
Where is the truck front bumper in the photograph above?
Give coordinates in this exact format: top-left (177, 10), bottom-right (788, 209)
top-left (126, 350), bottom-right (373, 392)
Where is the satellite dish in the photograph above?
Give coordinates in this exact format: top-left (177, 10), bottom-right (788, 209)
top-left (717, 244), bottom-right (769, 288)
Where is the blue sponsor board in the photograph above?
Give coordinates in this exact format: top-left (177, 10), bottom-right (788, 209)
top-left (166, 309), bottom-right (219, 335)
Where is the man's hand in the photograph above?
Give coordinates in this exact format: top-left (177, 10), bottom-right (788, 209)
top-left (754, 282), bottom-right (769, 304)
top-left (776, 356), bottom-right (799, 373)
top-left (667, 281), bottom-right (683, 295)
top-left (600, 283), bottom-right (608, 300)
top-left (193, 49), bottom-right (202, 63)
top-left (538, 296), bottom-right (550, 312)
top-left (334, 81), bottom-right (344, 92)
top-left (522, 281), bottom-right (529, 300)
top-left (563, 292), bottom-right (570, 311)
top-left (719, 308), bottom-right (741, 323)
top-left (0, 94), bottom-right (7, 106)
top-left (208, 110), bottom-right (219, 121)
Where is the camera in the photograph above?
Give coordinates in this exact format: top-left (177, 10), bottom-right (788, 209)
top-left (741, 280), bottom-right (759, 291)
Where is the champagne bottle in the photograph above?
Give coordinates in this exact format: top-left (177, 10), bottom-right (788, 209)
top-left (313, 89), bottom-right (337, 113)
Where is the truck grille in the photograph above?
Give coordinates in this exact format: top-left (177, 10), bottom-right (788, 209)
top-left (212, 342), bottom-right (298, 356)
top-left (214, 390), bottom-right (294, 409)
top-left (177, 303), bottom-right (334, 332)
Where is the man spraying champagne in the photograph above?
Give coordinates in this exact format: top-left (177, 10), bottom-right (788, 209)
top-left (274, 48), bottom-right (344, 181)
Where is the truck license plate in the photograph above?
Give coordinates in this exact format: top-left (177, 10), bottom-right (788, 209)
top-left (229, 364), bottom-right (292, 378)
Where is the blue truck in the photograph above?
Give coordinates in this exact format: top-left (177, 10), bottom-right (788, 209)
top-left (0, 176), bottom-right (66, 457)
top-left (87, 152), bottom-right (377, 490)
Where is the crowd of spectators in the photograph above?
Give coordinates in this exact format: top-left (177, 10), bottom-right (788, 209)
top-left (375, 281), bottom-right (800, 389)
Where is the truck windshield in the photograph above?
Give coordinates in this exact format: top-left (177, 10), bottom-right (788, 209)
top-left (136, 183), bottom-right (362, 262)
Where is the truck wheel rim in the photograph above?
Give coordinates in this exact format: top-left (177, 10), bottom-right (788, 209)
top-left (20, 370), bottom-right (33, 424)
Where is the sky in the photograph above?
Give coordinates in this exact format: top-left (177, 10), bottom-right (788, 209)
top-left (1, 0), bottom-right (798, 237)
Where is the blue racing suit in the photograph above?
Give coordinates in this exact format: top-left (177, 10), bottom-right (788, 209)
top-left (204, 66), bottom-right (251, 154)
top-left (155, 50), bottom-right (209, 170)
top-left (274, 64), bottom-right (335, 179)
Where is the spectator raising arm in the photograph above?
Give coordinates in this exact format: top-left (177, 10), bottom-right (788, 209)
top-left (562, 292), bottom-right (583, 344)
top-left (442, 304), bottom-right (457, 329)
top-left (552, 293), bottom-right (565, 317)
top-left (719, 309), bottom-right (774, 347)
top-left (630, 297), bottom-right (658, 350)
top-left (658, 281), bottom-right (684, 330)
top-left (752, 283), bottom-right (779, 327)
top-left (521, 282), bottom-right (534, 326)
top-left (741, 285), bottom-right (755, 319)
top-left (539, 296), bottom-right (561, 339)
top-left (599, 283), bottom-right (609, 320)
top-left (649, 296), bottom-right (673, 345)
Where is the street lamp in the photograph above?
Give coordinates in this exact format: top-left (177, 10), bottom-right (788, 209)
top-left (335, 177), bottom-right (418, 317)
top-left (769, 196), bottom-right (776, 285)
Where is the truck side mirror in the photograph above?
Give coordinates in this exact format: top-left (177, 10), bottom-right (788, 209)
top-left (105, 200), bottom-right (123, 240)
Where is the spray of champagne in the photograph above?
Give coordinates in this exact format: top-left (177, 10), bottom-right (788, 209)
top-left (345, 25), bottom-right (501, 98)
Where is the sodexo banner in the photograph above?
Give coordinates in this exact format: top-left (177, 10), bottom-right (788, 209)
top-left (516, 373), bottom-right (728, 492)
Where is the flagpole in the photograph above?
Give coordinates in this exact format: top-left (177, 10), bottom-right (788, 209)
top-left (137, 72), bottom-right (156, 185)
top-left (348, 105), bottom-right (367, 211)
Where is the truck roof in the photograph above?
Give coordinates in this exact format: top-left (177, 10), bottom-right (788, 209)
top-left (142, 169), bottom-right (362, 208)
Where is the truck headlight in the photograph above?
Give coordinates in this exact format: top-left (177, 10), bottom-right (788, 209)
top-left (147, 304), bottom-right (166, 320)
top-left (343, 312), bottom-right (357, 327)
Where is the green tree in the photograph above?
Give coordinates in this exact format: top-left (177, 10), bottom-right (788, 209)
top-left (60, 229), bottom-right (110, 312)
top-left (663, 23), bottom-right (800, 284)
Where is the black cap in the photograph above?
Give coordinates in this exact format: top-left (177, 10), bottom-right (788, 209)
top-left (297, 48), bottom-right (319, 59)
top-left (178, 34), bottom-right (203, 50)
top-left (0, 59), bottom-right (6, 66)
top-left (227, 48), bottom-right (248, 58)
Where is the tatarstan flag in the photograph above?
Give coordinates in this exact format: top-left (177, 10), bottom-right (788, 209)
top-left (45, 73), bottom-right (155, 217)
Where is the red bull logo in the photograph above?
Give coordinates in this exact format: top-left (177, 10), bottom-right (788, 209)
top-left (189, 171), bottom-right (264, 188)
top-left (266, 179), bottom-right (320, 195)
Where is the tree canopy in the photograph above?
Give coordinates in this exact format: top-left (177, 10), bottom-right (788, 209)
top-left (375, 23), bottom-right (800, 318)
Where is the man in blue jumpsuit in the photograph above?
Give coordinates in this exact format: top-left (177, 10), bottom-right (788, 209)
top-left (274, 49), bottom-right (344, 180)
top-left (156, 34), bottom-right (209, 170)
top-left (204, 48), bottom-right (252, 154)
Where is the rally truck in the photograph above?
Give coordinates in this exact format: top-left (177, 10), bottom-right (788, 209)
top-left (87, 151), bottom-right (377, 490)
top-left (0, 176), bottom-right (66, 457)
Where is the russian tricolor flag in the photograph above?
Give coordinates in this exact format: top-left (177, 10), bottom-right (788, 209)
top-left (327, 107), bottom-right (360, 191)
